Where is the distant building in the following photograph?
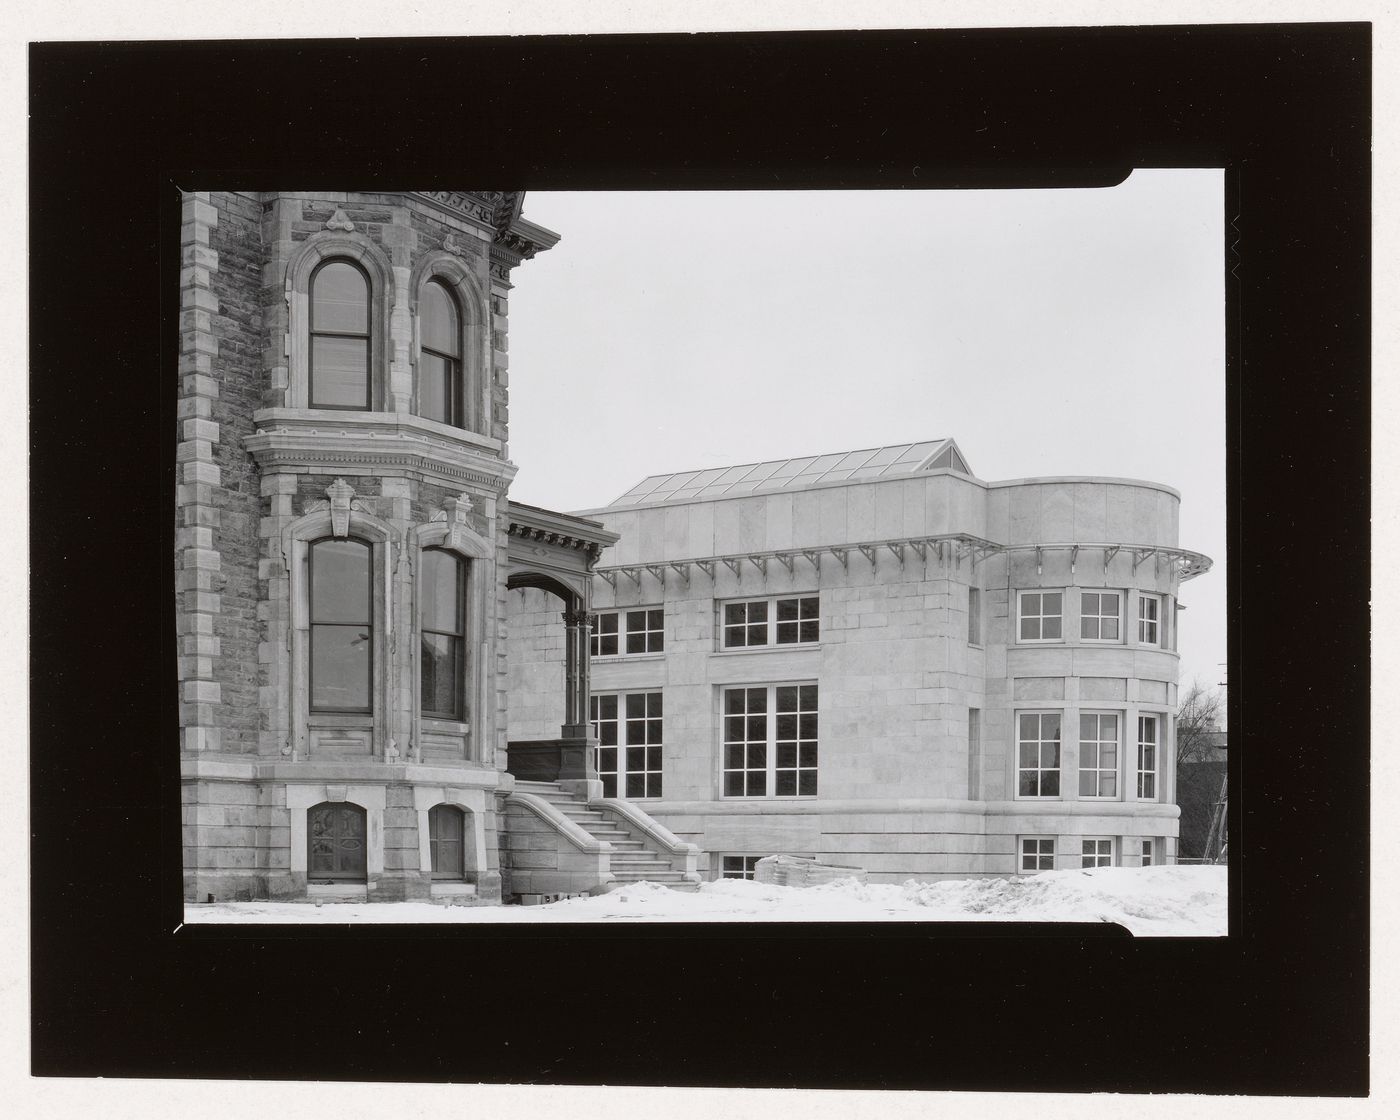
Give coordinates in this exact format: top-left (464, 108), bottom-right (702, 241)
top-left (508, 440), bottom-right (1213, 881)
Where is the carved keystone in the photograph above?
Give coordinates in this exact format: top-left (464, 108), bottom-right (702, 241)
top-left (326, 478), bottom-right (356, 538)
top-left (324, 209), bottom-right (355, 232)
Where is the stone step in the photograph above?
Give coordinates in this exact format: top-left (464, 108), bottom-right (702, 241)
top-left (610, 859), bottom-right (674, 870)
top-left (610, 871), bottom-right (689, 882)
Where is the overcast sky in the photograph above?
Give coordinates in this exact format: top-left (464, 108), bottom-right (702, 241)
top-left (506, 172), bottom-right (1226, 704)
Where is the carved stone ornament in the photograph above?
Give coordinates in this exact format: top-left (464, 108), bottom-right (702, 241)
top-left (442, 234), bottom-right (468, 257)
top-left (326, 478), bottom-right (356, 538)
top-left (430, 493), bottom-right (477, 552)
top-left (324, 209), bottom-right (356, 232)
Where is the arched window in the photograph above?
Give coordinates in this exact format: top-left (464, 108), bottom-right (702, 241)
top-left (419, 279), bottom-right (463, 427)
top-left (420, 548), bottom-right (466, 719)
top-left (428, 804), bottom-right (466, 879)
top-left (309, 537), bottom-right (373, 713)
top-left (309, 259), bottom-right (372, 410)
top-left (308, 802), bottom-right (367, 882)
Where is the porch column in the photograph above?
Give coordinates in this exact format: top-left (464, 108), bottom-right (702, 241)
top-left (561, 608), bottom-right (593, 739)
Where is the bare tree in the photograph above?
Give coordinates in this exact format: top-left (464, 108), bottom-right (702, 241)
top-left (1175, 679), bottom-right (1226, 764)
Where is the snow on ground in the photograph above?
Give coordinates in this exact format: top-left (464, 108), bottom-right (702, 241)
top-left (184, 865), bottom-right (1226, 936)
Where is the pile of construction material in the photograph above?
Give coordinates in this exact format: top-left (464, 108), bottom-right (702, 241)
top-left (753, 854), bottom-right (867, 887)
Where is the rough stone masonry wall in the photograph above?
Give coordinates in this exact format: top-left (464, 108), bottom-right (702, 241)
top-left (177, 190), bottom-right (264, 756)
top-left (205, 191), bottom-right (265, 754)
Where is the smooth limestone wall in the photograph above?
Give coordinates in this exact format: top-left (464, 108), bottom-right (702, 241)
top-left (505, 469), bottom-right (1189, 881)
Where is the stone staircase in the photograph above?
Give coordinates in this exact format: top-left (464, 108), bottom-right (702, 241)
top-left (511, 780), bottom-right (701, 892)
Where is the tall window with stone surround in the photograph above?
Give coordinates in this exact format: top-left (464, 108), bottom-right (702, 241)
top-left (1137, 714), bottom-right (1159, 800)
top-left (420, 548), bottom-right (466, 720)
top-left (1138, 593), bottom-right (1162, 645)
top-left (309, 259), bottom-right (372, 410)
top-left (723, 683), bottom-right (818, 797)
top-left (419, 279), bottom-right (463, 427)
top-left (308, 537), bottom-right (373, 713)
top-left (1016, 711), bottom-right (1061, 797)
top-left (590, 692), bottom-right (663, 798)
top-left (1078, 712), bottom-right (1121, 798)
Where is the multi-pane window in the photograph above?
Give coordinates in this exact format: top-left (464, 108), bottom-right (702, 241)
top-left (720, 855), bottom-right (762, 880)
top-left (722, 596), bottom-right (819, 648)
top-left (428, 804), bottom-right (465, 879)
top-left (1078, 712), bottom-right (1120, 798)
top-left (1080, 591), bottom-right (1121, 641)
top-left (420, 548), bottom-right (465, 720)
top-left (1139, 839), bottom-right (1155, 867)
top-left (590, 609), bottom-right (663, 656)
top-left (590, 612), bottom-right (619, 657)
top-left (1137, 714), bottom-right (1159, 800)
top-left (625, 608), bottom-right (664, 654)
top-left (776, 597), bottom-right (820, 644)
top-left (1138, 594), bottom-right (1161, 645)
top-left (722, 684), bottom-right (818, 797)
top-left (1020, 837), bottom-right (1055, 873)
top-left (590, 692), bottom-right (663, 798)
top-left (419, 279), bottom-right (463, 427)
top-left (1017, 712), bottom-right (1061, 797)
top-left (309, 259), bottom-right (371, 410)
top-left (1018, 591), bottom-right (1063, 641)
top-left (309, 538), bottom-right (373, 713)
top-left (1082, 838), bottom-right (1114, 868)
top-left (968, 586), bottom-right (981, 645)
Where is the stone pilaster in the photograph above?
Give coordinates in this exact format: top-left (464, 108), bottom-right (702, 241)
top-left (177, 192), bottom-right (223, 753)
top-left (257, 473), bottom-right (297, 757)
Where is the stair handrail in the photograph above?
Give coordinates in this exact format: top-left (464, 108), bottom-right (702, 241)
top-left (591, 797), bottom-right (700, 857)
top-left (506, 791), bottom-right (615, 854)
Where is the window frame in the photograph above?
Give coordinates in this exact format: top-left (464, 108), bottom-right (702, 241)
top-left (1081, 837), bottom-right (1115, 869)
top-left (967, 586), bottom-right (982, 646)
top-left (419, 547), bottom-right (467, 721)
top-left (1079, 589), bottom-right (1123, 643)
top-left (1077, 710), bottom-right (1122, 800)
top-left (1138, 593), bottom-right (1162, 646)
top-left (1016, 589), bottom-right (1064, 643)
top-left (417, 277), bottom-right (465, 428)
top-left (590, 607), bottom-right (664, 657)
top-left (590, 690), bottom-right (664, 799)
top-left (1136, 713), bottom-right (1160, 800)
top-left (1019, 837), bottom-right (1056, 873)
top-left (721, 681), bottom-right (819, 799)
top-left (720, 594), bottom-right (820, 650)
top-left (1139, 839), bottom-right (1155, 867)
top-left (308, 257), bottom-right (374, 412)
top-left (307, 535), bottom-right (375, 715)
top-left (1015, 709), bottom-right (1063, 799)
top-left (719, 855), bottom-right (763, 880)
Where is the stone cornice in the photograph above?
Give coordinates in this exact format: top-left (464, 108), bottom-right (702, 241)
top-left (409, 190), bottom-right (512, 235)
top-left (507, 508), bottom-right (618, 568)
top-left (246, 410), bottom-right (518, 493)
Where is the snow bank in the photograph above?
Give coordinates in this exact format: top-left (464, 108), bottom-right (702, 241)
top-left (184, 865), bottom-right (1226, 936)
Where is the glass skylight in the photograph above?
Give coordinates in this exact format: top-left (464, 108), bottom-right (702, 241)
top-left (609, 439), bottom-right (967, 506)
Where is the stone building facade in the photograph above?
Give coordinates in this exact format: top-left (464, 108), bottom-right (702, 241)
top-left (507, 440), bottom-right (1213, 882)
top-left (178, 190), bottom-right (656, 905)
